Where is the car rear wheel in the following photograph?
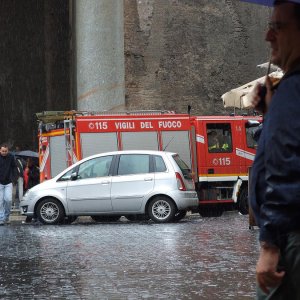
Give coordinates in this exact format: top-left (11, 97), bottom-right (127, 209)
top-left (148, 196), bottom-right (176, 223)
top-left (36, 198), bottom-right (65, 225)
top-left (91, 216), bottom-right (120, 222)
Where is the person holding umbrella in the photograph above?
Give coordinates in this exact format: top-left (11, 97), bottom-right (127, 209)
top-left (249, 0), bottom-right (300, 298)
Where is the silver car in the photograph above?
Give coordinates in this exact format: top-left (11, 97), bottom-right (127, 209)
top-left (20, 150), bottom-right (198, 224)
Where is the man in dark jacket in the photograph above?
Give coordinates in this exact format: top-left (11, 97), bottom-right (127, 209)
top-left (0, 144), bottom-right (17, 225)
top-left (250, 1), bottom-right (300, 298)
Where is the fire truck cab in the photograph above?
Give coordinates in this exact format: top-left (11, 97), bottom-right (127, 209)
top-left (192, 115), bottom-right (261, 216)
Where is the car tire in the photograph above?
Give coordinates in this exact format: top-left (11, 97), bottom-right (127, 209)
top-left (91, 216), bottom-right (120, 222)
top-left (172, 210), bottom-right (187, 222)
top-left (36, 198), bottom-right (65, 225)
top-left (148, 196), bottom-right (176, 223)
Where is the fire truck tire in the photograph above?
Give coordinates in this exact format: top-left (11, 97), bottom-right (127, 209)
top-left (36, 198), bottom-right (65, 225)
top-left (148, 196), bottom-right (176, 223)
top-left (125, 214), bottom-right (150, 221)
top-left (91, 215), bottom-right (121, 222)
top-left (238, 187), bottom-right (249, 215)
top-left (172, 210), bottom-right (187, 222)
top-left (198, 206), bottom-right (223, 217)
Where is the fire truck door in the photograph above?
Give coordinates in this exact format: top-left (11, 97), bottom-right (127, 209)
top-left (238, 120), bottom-right (260, 175)
top-left (66, 156), bottom-right (113, 213)
top-left (110, 154), bottom-right (154, 211)
top-left (80, 132), bottom-right (118, 158)
top-left (204, 122), bottom-right (240, 179)
top-left (161, 130), bottom-right (191, 168)
top-left (50, 135), bottom-right (68, 177)
top-left (121, 131), bottom-right (159, 150)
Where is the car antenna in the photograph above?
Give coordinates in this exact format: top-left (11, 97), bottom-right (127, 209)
top-left (163, 136), bottom-right (175, 151)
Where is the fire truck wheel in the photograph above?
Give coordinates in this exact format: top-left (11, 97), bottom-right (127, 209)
top-left (172, 210), bottom-right (187, 222)
top-left (238, 187), bottom-right (249, 215)
top-left (91, 216), bottom-right (121, 222)
top-left (36, 198), bottom-right (65, 225)
top-left (148, 196), bottom-right (176, 223)
top-left (198, 206), bottom-right (223, 217)
top-left (125, 214), bottom-right (150, 222)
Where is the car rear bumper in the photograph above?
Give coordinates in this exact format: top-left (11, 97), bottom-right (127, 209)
top-left (171, 191), bottom-right (199, 210)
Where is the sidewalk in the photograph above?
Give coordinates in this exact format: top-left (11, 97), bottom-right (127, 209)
top-left (10, 208), bottom-right (26, 223)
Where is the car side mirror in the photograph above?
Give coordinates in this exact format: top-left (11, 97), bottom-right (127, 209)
top-left (246, 120), bottom-right (260, 128)
top-left (70, 172), bottom-right (78, 181)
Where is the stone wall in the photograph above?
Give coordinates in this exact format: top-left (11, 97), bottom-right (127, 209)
top-left (0, 0), bottom-right (270, 150)
top-left (124, 0), bottom-right (271, 115)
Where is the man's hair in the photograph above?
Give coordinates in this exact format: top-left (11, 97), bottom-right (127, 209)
top-left (274, 1), bottom-right (300, 27)
top-left (0, 143), bottom-right (8, 149)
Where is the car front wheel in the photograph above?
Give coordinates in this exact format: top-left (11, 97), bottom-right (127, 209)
top-left (36, 198), bottom-right (65, 225)
top-left (148, 196), bottom-right (176, 223)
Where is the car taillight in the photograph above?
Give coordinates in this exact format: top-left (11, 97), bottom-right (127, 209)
top-left (176, 172), bottom-right (186, 191)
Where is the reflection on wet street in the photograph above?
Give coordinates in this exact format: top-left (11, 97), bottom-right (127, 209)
top-left (0, 212), bottom-right (259, 299)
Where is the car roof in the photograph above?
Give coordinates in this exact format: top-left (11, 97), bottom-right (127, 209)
top-left (87, 150), bottom-right (176, 158)
top-left (54, 150), bottom-right (178, 179)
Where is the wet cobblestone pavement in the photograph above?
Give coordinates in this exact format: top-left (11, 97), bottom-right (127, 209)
top-left (0, 212), bottom-right (259, 299)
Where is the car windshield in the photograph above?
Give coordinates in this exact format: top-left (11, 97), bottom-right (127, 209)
top-left (172, 154), bottom-right (192, 179)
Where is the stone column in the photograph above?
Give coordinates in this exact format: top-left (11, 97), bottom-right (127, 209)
top-left (75, 0), bottom-right (125, 111)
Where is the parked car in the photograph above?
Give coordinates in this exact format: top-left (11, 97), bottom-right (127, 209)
top-left (20, 150), bottom-right (198, 224)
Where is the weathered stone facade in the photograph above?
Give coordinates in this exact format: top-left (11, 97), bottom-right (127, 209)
top-left (0, 0), bottom-right (270, 149)
top-left (124, 0), bottom-right (270, 115)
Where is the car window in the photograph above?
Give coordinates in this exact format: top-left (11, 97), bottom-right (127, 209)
top-left (58, 168), bottom-right (76, 181)
top-left (172, 154), bottom-right (192, 179)
top-left (154, 155), bottom-right (167, 172)
top-left (118, 154), bottom-right (150, 175)
top-left (246, 126), bottom-right (259, 149)
top-left (78, 156), bottom-right (113, 179)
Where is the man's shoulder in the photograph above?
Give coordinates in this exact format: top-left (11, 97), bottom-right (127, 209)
top-left (277, 73), bottom-right (300, 96)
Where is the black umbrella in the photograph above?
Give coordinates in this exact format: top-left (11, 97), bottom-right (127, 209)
top-left (15, 150), bottom-right (39, 158)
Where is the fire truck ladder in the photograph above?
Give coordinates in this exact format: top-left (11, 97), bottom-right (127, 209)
top-left (64, 119), bottom-right (76, 167)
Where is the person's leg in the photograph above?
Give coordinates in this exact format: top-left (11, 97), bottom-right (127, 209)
top-left (3, 183), bottom-right (12, 222)
top-left (16, 177), bottom-right (23, 208)
top-left (256, 231), bottom-right (300, 299)
top-left (282, 231), bottom-right (300, 298)
top-left (12, 183), bottom-right (17, 208)
top-left (0, 184), bottom-right (5, 223)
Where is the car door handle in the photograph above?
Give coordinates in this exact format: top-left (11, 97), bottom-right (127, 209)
top-left (144, 177), bottom-right (153, 181)
top-left (101, 180), bottom-right (110, 185)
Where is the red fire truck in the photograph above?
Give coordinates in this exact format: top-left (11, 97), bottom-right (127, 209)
top-left (36, 110), bottom-right (261, 217)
